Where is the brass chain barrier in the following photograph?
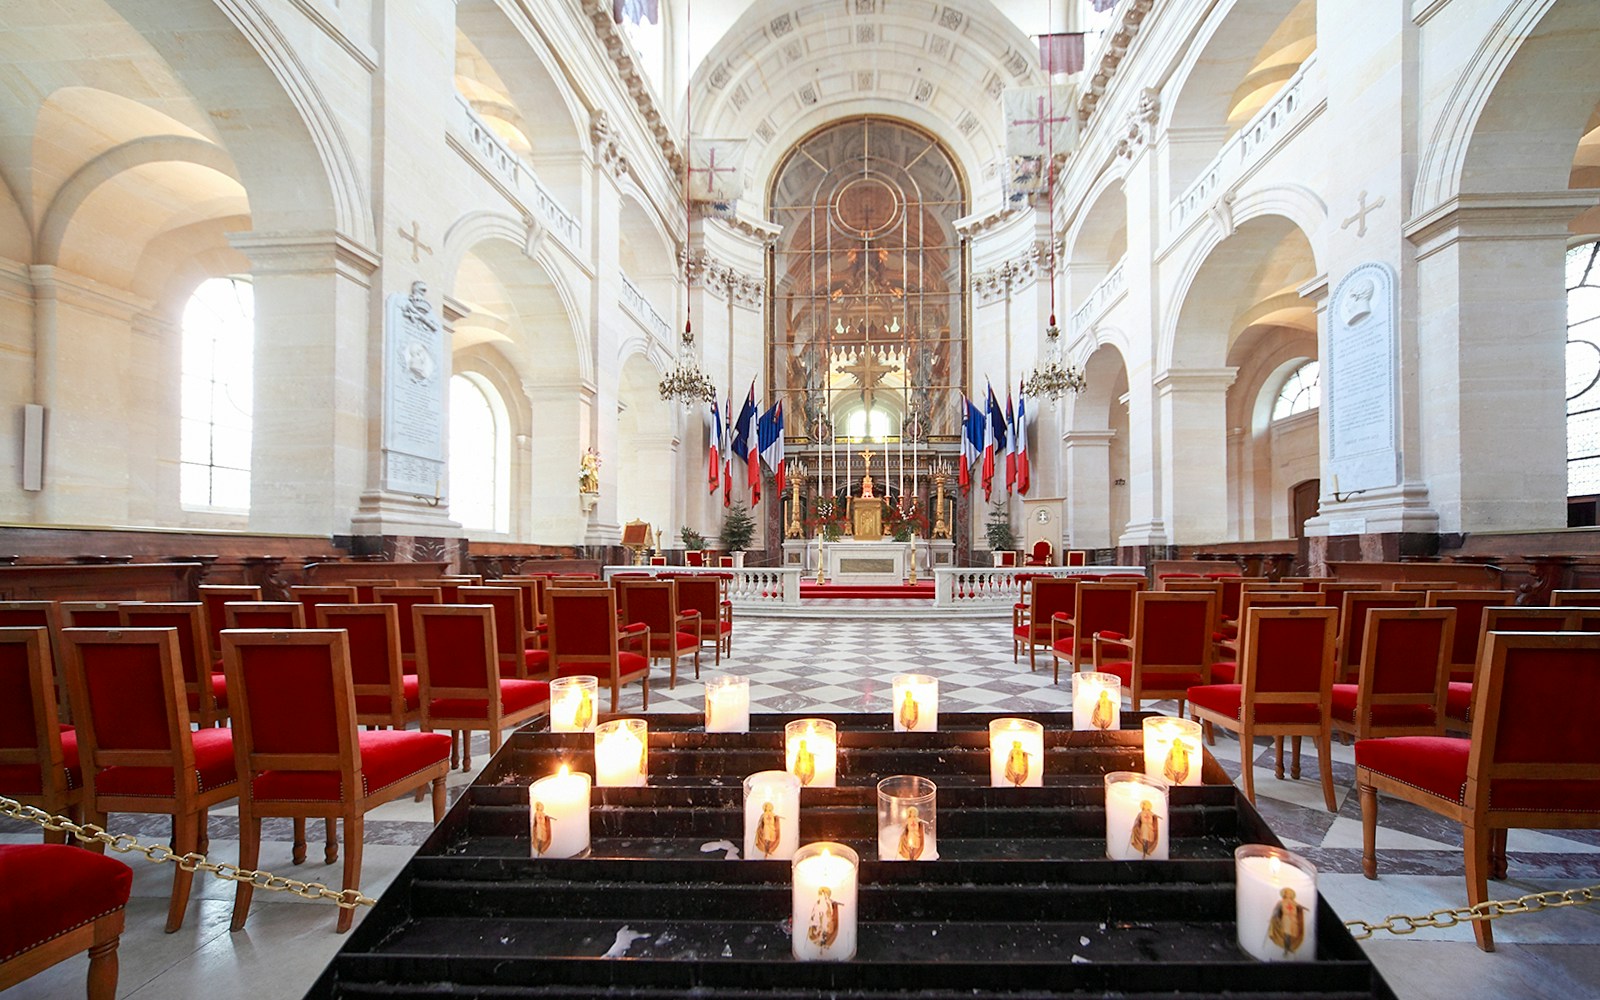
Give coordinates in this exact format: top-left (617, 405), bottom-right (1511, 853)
top-left (0, 795), bottom-right (374, 910)
top-left (1344, 884), bottom-right (1598, 940)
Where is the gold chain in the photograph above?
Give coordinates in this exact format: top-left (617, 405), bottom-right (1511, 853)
top-left (1344, 884), bottom-right (1598, 940)
top-left (0, 795), bottom-right (374, 910)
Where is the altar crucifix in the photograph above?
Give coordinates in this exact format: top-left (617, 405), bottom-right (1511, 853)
top-left (850, 446), bottom-right (886, 538)
top-left (835, 347), bottom-right (900, 412)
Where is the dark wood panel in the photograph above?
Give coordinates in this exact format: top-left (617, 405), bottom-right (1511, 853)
top-left (0, 563), bottom-right (201, 602)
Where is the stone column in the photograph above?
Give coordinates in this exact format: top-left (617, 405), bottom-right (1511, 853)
top-left (525, 380), bottom-right (595, 542)
top-left (1064, 429), bottom-right (1114, 549)
top-left (1155, 368), bottom-right (1236, 544)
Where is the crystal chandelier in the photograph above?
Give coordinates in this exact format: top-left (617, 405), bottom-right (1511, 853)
top-left (1023, 315), bottom-right (1087, 404)
top-left (658, 320), bottom-right (717, 406)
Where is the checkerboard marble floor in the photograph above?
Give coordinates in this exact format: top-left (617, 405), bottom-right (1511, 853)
top-left (5, 615), bottom-right (1599, 999)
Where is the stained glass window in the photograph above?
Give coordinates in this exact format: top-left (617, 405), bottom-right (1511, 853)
top-left (1272, 360), bottom-right (1319, 421)
top-left (1567, 243), bottom-right (1600, 497)
top-left (450, 374), bottom-right (508, 532)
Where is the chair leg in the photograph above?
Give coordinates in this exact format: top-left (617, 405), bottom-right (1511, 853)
top-left (641, 673), bottom-right (649, 712)
top-left (449, 731), bottom-right (460, 770)
top-left (324, 817), bottom-right (338, 865)
top-left (1029, 641), bottom-right (1037, 672)
top-left (1273, 737), bottom-right (1285, 780)
top-left (1465, 824), bottom-right (1495, 952)
top-left (668, 651), bottom-right (678, 690)
top-left (231, 812), bottom-right (260, 931)
top-left (431, 775), bottom-right (447, 823)
top-left (1491, 828), bottom-right (1510, 880)
top-left (463, 730), bottom-right (475, 772)
top-left (336, 813), bottom-right (364, 934)
top-left (1291, 736), bottom-right (1303, 781)
top-left (292, 817), bottom-right (307, 865)
top-left (1359, 781), bottom-right (1379, 879)
top-left (1239, 728), bottom-right (1257, 805)
top-left (693, 646), bottom-right (701, 680)
top-left (86, 918), bottom-right (120, 1000)
top-left (1316, 732), bottom-right (1336, 813)
top-left (197, 809), bottom-right (210, 857)
top-left (165, 811), bottom-right (200, 933)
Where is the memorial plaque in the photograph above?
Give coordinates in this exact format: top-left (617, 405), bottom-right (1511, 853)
top-left (1327, 262), bottom-right (1399, 493)
top-left (382, 282), bottom-right (447, 496)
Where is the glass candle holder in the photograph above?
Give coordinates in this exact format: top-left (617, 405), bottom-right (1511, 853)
top-left (593, 718), bottom-right (647, 787)
top-left (785, 718), bottom-right (838, 787)
top-left (891, 673), bottom-right (938, 732)
top-left (528, 765), bottom-right (590, 859)
top-left (791, 842), bottom-right (858, 961)
top-left (1235, 844), bottom-right (1318, 962)
top-left (705, 675), bottom-right (751, 733)
top-left (550, 675), bottom-right (599, 733)
top-left (1143, 716), bottom-right (1203, 786)
top-left (877, 775), bottom-right (938, 861)
top-left (743, 770), bottom-right (801, 861)
top-left (1104, 771), bottom-right (1169, 861)
top-left (1072, 670), bottom-right (1122, 732)
top-left (988, 718), bottom-right (1044, 787)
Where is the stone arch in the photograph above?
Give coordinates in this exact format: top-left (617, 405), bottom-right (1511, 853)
top-left (450, 344), bottom-right (529, 537)
top-left (1226, 326), bottom-right (1318, 539)
top-left (615, 349), bottom-right (678, 534)
top-left (1064, 341), bottom-right (1131, 549)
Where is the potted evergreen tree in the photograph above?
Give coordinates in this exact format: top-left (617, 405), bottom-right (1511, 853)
top-left (680, 525), bottom-right (706, 562)
top-left (721, 502), bottom-right (756, 567)
top-left (986, 504), bottom-right (1017, 565)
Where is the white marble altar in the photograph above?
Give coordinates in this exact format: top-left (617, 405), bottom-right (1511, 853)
top-left (823, 541), bottom-right (912, 585)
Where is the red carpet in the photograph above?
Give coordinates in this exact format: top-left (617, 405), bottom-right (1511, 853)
top-left (799, 581), bottom-right (935, 600)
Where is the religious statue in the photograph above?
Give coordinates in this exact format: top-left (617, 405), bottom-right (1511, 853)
top-left (579, 447), bottom-right (601, 494)
top-left (1268, 887), bottom-right (1309, 956)
top-left (1129, 799), bottom-right (1161, 858)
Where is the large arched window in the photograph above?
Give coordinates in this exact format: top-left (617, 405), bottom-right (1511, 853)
top-left (1271, 360), bottom-right (1319, 421)
top-left (180, 277), bottom-right (253, 511)
top-left (450, 374), bottom-right (510, 533)
top-left (1567, 243), bottom-right (1600, 497)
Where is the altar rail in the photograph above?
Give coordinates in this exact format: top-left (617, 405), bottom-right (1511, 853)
top-left (602, 565), bottom-right (802, 608)
top-left (932, 566), bottom-right (1148, 608)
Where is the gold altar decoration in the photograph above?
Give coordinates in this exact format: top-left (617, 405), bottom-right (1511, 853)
top-left (786, 460), bottom-right (806, 539)
top-left (621, 519), bottom-right (652, 564)
top-left (931, 462), bottom-right (952, 539)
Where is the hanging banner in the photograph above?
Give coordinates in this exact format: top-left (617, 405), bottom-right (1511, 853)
top-left (1003, 85), bottom-right (1078, 158)
top-left (687, 138), bottom-right (746, 204)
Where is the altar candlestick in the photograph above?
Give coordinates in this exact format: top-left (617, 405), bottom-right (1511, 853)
top-left (594, 718), bottom-right (647, 787)
top-left (1235, 845), bottom-right (1318, 962)
top-left (1104, 771), bottom-right (1169, 861)
top-left (792, 842), bottom-right (858, 961)
top-left (743, 770), bottom-right (801, 861)
top-left (989, 718), bottom-right (1044, 787)
top-left (529, 765), bottom-right (590, 859)
top-left (786, 718), bottom-right (838, 787)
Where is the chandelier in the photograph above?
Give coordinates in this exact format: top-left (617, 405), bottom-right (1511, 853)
top-left (658, 320), bottom-right (717, 406)
top-left (1023, 316), bottom-right (1087, 404)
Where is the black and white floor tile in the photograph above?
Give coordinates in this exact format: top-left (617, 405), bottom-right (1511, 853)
top-left (4, 614), bottom-right (1598, 999)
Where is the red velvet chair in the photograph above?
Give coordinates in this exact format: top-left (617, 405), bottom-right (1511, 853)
top-left (373, 586), bottom-right (441, 667)
top-left (289, 586), bottom-right (359, 628)
top-left (316, 603), bottom-right (420, 731)
top-left (0, 603), bottom-right (65, 715)
top-left (221, 628), bottom-right (451, 933)
top-left (223, 601), bottom-right (306, 630)
top-left (1425, 589), bottom-right (1515, 683)
top-left (995, 550), bottom-right (1019, 567)
top-left (1212, 591), bottom-right (1323, 675)
top-left (414, 605), bottom-right (550, 771)
top-left (119, 603), bottom-right (227, 728)
top-left (1013, 576), bottom-right (1079, 671)
top-left (649, 555), bottom-right (668, 566)
top-left (1356, 631), bottom-right (1600, 951)
top-left (0, 844), bottom-right (131, 1000)
top-left (616, 579), bottom-right (701, 687)
top-left (1065, 550), bottom-right (1087, 567)
top-left (59, 627), bottom-right (239, 932)
top-left (1187, 606), bottom-right (1340, 812)
top-left (1024, 540), bottom-right (1053, 566)
top-left (59, 602), bottom-right (128, 629)
top-left (197, 585), bottom-right (261, 659)
top-left (0, 627), bottom-right (81, 840)
top-left (675, 575), bottom-right (733, 665)
top-left (345, 578), bottom-right (398, 604)
top-left (460, 585), bottom-right (550, 679)
top-left (1049, 581), bottom-right (1139, 683)
top-left (1550, 589), bottom-right (1600, 606)
top-left (1328, 607), bottom-right (1454, 743)
top-left (717, 556), bottom-right (736, 568)
top-left (417, 578), bottom-right (472, 603)
top-left (1091, 591), bottom-right (1216, 713)
top-left (1334, 590), bottom-right (1426, 682)
top-left (545, 587), bottom-right (650, 712)
top-left (684, 550), bottom-right (706, 567)
top-left (1444, 607), bottom-right (1578, 732)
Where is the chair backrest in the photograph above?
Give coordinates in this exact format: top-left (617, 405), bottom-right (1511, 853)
top-left (1481, 606), bottom-right (1578, 634)
top-left (1282, 577), bottom-right (1335, 593)
top-left (1238, 606), bottom-right (1337, 705)
top-left (1390, 580), bottom-right (1457, 592)
top-left (649, 556), bottom-right (667, 566)
top-left (1352, 608), bottom-right (1455, 733)
top-left (546, 587), bottom-right (623, 664)
top-left (616, 579), bottom-right (677, 635)
top-left (459, 586), bottom-right (528, 669)
top-left (197, 586), bottom-right (261, 654)
top-left (503, 577), bottom-right (545, 626)
top-left (1318, 582), bottom-right (1375, 612)
top-left (1237, 591), bottom-right (1322, 625)
top-left (1217, 577), bottom-right (1269, 620)
top-left (224, 602), bottom-right (306, 630)
top-left (1465, 631), bottom-right (1600, 818)
top-left (345, 578), bottom-right (398, 603)
top-left (118, 604), bottom-right (213, 716)
top-left (1030, 577), bottom-right (1079, 624)
top-left (997, 550), bottom-right (1018, 567)
top-left (1029, 540), bottom-right (1053, 563)
top-left (316, 603), bottom-right (406, 725)
top-left (289, 586), bottom-right (358, 625)
top-left (0, 601), bottom-right (58, 633)
top-left (1426, 589), bottom-right (1516, 674)
top-left (1162, 579), bottom-right (1223, 596)
top-left (59, 602), bottom-right (129, 628)
top-left (675, 576), bottom-right (723, 627)
top-left (685, 551), bottom-right (705, 566)
top-left (1066, 550), bottom-right (1087, 566)
top-left (59, 628), bottom-right (196, 800)
top-left (222, 629), bottom-right (360, 796)
top-left (373, 587), bottom-right (442, 657)
top-left (417, 579), bottom-right (469, 602)
top-left (414, 605), bottom-right (500, 709)
top-left (0, 627), bottom-right (67, 801)
top-left (1551, 589), bottom-right (1600, 607)
top-left (1133, 592), bottom-right (1215, 679)
top-left (717, 556), bottom-right (735, 568)
top-left (1567, 607), bottom-right (1600, 632)
top-left (1337, 590), bottom-right (1426, 676)
top-left (1074, 581), bottom-right (1139, 637)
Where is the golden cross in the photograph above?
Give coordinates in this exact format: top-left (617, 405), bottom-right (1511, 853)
top-left (857, 448), bottom-right (873, 467)
top-left (835, 348), bottom-right (899, 411)
top-left (398, 221), bottom-right (433, 263)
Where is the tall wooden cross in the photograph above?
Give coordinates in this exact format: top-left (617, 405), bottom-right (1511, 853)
top-left (1010, 94), bottom-right (1072, 150)
top-left (835, 347), bottom-right (899, 411)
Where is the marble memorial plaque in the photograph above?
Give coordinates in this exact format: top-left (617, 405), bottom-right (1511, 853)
top-left (1327, 262), bottom-right (1399, 493)
top-left (383, 281), bottom-right (447, 496)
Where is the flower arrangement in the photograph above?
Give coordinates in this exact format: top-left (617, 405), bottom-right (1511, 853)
top-left (805, 498), bottom-right (849, 542)
top-left (885, 502), bottom-right (931, 543)
top-left (578, 448), bottom-right (601, 494)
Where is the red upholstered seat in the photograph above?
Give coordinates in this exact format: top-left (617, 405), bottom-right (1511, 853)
top-left (1211, 660), bottom-right (1237, 683)
top-left (0, 727), bottom-right (79, 796)
top-left (1331, 608), bottom-right (1453, 742)
top-left (1186, 683), bottom-right (1323, 724)
top-left (0, 843), bottom-right (131, 963)
top-left (1050, 582), bottom-right (1137, 682)
top-left (522, 647), bottom-right (551, 674)
top-left (253, 730), bottom-right (454, 801)
top-left (652, 630), bottom-right (700, 652)
top-left (430, 678), bottom-right (550, 718)
top-left (1355, 735), bottom-right (1600, 813)
top-left (1445, 681), bottom-right (1473, 724)
top-left (354, 673), bottom-right (420, 716)
top-left (1330, 683), bottom-right (1437, 728)
top-left (546, 588), bottom-right (652, 711)
top-left (617, 579), bottom-right (701, 687)
top-left (185, 672), bottom-right (229, 713)
top-left (97, 726), bottom-right (237, 798)
top-left (416, 605), bottom-right (552, 772)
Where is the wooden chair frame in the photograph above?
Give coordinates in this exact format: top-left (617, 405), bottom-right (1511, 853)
top-left (1091, 591), bottom-right (1216, 713)
top-left (674, 575), bottom-right (733, 665)
top-left (316, 603), bottom-right (417, 731)
top-left (0, 627), bottom-right (80, 837)
top-left (1331, 607), bottom-right (1454, 742)
top-left (221, 628), bottom-right (448, 933)
top-left (1550, 589), bottom-right (1600, 607)
top-left (414, 605), bottom-right (550, 769)
top-left (59, 602), bottom-right (131, 629)
top-left (615, 579), bottom-right (700, 688)
top-left (1049, 580), bottom-right (1140, 683)
top-left (289, 585), bottom-right (359, 627)
top-left (0, 862), bottom-right (125, 1000)
top-left (223, 601), bottom-right (306, 630)
top-left (197, 585), bottom-right (261, 658)
top-left (345, 578), bottom-right (398, 603)
top-left (118, 604), bottom-right (225, 728)
top-left (545, 587), bottom-right (650, 713)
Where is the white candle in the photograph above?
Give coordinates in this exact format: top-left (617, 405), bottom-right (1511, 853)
top-left (786, 718), bottom-right (838, 788)
top-left (791, 842), bottom-right (858, 961)
top-left (1104, 771), bottom-right (1169, 861)
top-left (550, 675), bottom-right (599, 734)
top-left (877, 775), bottom-right (938, 861)
top-left (743, 770), bottom-right (801, 861)
top-left (594, 718), bottom-right (647, 787)
top-left (528, 766), bottom-right (590, 859)
top-left (1072, 671), bottom-right (1122, 732)
top-left (988, 718), bottom-right (1044, 787)
top-left (1235, 845), bottom-right (1318, 962)
top-left (1143, 716), bottom-right (1203, 786)
top-left (705, 675), bottom-right (751, 733)
top-left (891, 673), bottom-right (938, 732)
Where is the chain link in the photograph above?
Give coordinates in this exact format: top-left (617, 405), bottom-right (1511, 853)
top-left (0, 795), bottom-right (374, 910)
top-left (1344, 884), bottom-right (1598, 940)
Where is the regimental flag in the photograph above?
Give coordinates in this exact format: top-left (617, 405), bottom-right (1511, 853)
top-left (687, 139), bottom-right (746, 205)
top-left (612, 0), bottom-right (660, 25)
top-left (1016, 384), bottom-right (1032, 497)
top-left (959, 395), bottom-right (984, 494)
top-left (757, 401), bottom-right (785, 495)
top-left (707, 399), bottom-right (722, 494)
top-left (1092, 0), bottom-right (1117, 11)
top-left (1003, 85), bottom-right (1078, 158)
top-left (1005, 391), bottom-right (1018, 497)
top-left (723, 396), bottom-right (733, 508)
top-left (1004, 155), bottom-right (1049, 207)
top-left (1037, 32), bottom-right (1087, 76)
top-left (982, 382), bottom-right (1007, 502)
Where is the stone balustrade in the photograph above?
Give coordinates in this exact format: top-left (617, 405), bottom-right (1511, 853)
top-left (932, 566), bottom-right (1147, 608)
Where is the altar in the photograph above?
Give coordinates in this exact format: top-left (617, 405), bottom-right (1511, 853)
top-left (822, 540), bottom-right (911, 586)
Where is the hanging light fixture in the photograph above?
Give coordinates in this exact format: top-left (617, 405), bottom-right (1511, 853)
top-left (659, 0), bottom-right (718, 408)
top-left (1022, 0), bottom-right (1087, 407)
